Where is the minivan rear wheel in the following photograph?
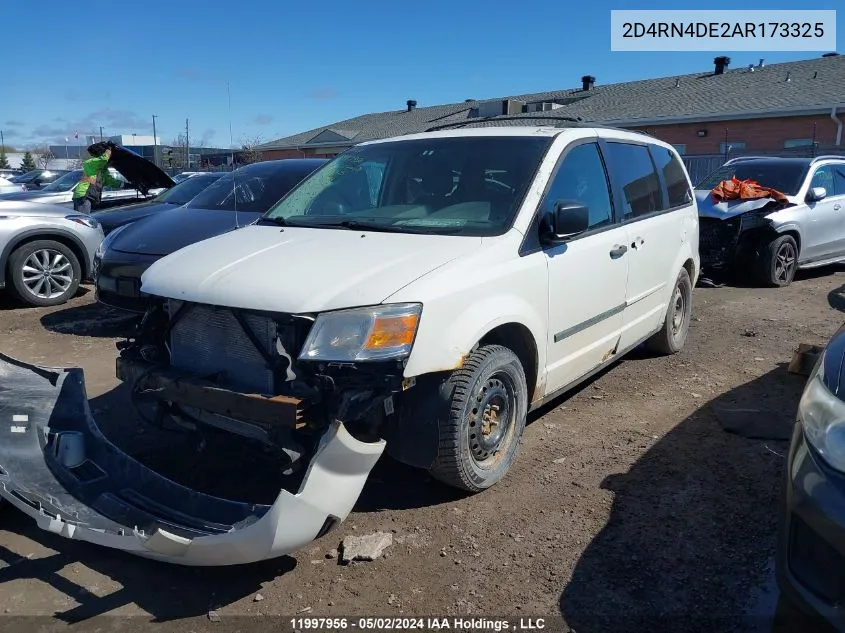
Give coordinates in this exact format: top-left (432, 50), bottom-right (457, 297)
top-left (645, 267), bottom-right (692, 355)
top-left (8, 240), bottom-right (81, 307)
top-left (429, 345), bottom-right (528, 492)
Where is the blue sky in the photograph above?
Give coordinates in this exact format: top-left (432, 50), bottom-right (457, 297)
top-left (1, 0), bottom-right (841, 149)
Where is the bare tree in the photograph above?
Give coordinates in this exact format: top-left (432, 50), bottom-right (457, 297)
top-left (36, 149), bottom-right (54, 169)
top-left (163, 135), bottom-right (188, 171)
top-left (239, 135), bottom-right (266, 165)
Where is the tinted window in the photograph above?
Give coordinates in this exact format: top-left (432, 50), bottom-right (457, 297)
top-left (835, 166), bottom-right (845, 197)
top-left (543, 143), bottom-right (613, 230)
top-left (155, 174), bottom-right (221, 205)
top-left (650, 146), bottom-right (692, 208)
top-left (40, 170), bottom-right (83, 192)
top-left (187, 164), bottom-right (319, 212)
top-left (265, 137), bottom-right (552, 237)
top-left (697, 161), bottom-right (808, 195)
top-left (605, 143), bottom-right (662, 218)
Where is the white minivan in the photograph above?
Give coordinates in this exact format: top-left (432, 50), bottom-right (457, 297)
top-left (1, 123), bottom-right (699, 565)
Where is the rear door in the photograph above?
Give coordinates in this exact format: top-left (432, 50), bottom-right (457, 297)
top-left (542, 140), bottom-right (629, 395)
top-left (602, 141), bottom-right (692, 350)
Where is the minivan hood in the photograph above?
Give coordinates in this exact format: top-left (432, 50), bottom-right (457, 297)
top-left (695, 189), bottom-right (797, 220)
top-left (0, 190), bottom-right (68, 203)
top-left (0, 200), bottom-right (77, 217)
top-left (111, 208), bottom-right (261, 256)
top-left (141, 224), bottom-right (479, 313)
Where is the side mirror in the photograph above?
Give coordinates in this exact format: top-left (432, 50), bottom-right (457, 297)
top-left (808, 186), bottom-right (827, 202)
top-left (542, 200), bottom-right (590, 243)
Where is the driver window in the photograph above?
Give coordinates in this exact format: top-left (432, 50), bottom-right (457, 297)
top-left (811, 166), bottom-right (835, 196)
top-left (542, 143), bottom-right (613, 230)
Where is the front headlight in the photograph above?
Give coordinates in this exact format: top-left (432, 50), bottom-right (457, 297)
top-left (299, 303), bottom-right (422, 362)
top-left (799, 352), bottom-right (845, 471)
top-left (95, 222), bottom-right (130, 259)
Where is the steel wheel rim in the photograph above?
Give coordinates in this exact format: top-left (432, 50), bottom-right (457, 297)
top-left (467, 373), bottom-right (515, 466)
top-left (21, 249), bottom-right (73, 299)
top-left (775, 242), bottom-right (796, 283)
top-left (671, 284), bottom-right (686, 336)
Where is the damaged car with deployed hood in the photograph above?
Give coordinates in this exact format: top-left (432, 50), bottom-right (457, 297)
top-left (0, 122), bottom-right (699, 565)
top-left (697, 155), bottom-right (845, 287)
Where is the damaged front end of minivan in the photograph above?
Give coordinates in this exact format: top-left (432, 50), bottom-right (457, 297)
top-left (0, 297), bottom-right (428, 565)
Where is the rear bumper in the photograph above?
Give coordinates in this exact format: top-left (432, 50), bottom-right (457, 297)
top-left (0, 353), bottom-right (385, 566)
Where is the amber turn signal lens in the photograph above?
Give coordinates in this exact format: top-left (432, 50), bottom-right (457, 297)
top-left (364, 314), bottom-right (419, 350)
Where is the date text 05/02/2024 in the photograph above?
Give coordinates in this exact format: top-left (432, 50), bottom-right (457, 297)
top-left (288, 617), bottom-right (547, 631)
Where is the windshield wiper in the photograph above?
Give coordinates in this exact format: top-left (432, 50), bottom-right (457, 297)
top-left (310, 220), bottom-right (457, 234)
top-left (256, 216), bottom-right (291, 226)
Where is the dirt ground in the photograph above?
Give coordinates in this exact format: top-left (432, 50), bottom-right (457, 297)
top-left (2, 270), bottom-right (844, 633)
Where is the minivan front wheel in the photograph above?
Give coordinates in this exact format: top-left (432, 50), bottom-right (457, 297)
top-left (8, 240), bottom-right (81, 307)
top-left (646, 267), bottom-right (692, 355)
top-left (430, 344), bottom-right (528, 492)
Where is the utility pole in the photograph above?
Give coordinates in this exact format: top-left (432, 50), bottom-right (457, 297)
top-left (0, 129), bottom-right (4, 151)
top-left (185, 118), bottom-right (190, 169)
top-left (99, 126), bottom-right (103, 141)
top-left (151, 115), bottom-right (158, 167)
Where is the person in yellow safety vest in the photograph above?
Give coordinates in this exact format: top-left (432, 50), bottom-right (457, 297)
top-left (71, 142), bottom-right (123, 214)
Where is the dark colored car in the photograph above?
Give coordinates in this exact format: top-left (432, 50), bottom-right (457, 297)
top-left (95, 158), bottom-right (327, 312)
top-left (778, 323), bottom-right (845, 629)
top-left (0, 169), bottom-right (23, 180)
top-left (92, 172), bottom-right (223, 235)
top-left (11, 169), bottom-right (69, 190)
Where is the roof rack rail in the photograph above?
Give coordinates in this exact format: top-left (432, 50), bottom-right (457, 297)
top-left (810, 154), bottom-right (845, 163)
top-left (724, 155), bottom-right (770, 164)
top-left (424, 115), bottom-right (585, 133)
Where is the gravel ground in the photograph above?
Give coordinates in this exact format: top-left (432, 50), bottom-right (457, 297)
top-left (1, 271), bottom-right (844, 633)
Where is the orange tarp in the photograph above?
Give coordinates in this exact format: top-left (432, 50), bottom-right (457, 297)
top-left (711, 176), bottom-right (789, 203)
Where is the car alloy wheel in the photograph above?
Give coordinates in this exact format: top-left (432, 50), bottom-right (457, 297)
top-left (21, 249), bottom-right (74, 299)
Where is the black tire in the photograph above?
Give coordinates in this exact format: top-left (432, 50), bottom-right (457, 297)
top-left (8, 240), bottom-right (81, 307)
top-left (646, 268), bottom-right (692, 355)
top-left (429, 344), bottom-right (528, 492)
top-left (757, 234), bottom-right (798, 287)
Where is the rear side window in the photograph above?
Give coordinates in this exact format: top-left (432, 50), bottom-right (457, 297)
top-left (605, 143), bottom-right (662, 219)
top-left (650, 146), bottom-right (692, 207)
top-left (835, 166), bottom-right (845, 197)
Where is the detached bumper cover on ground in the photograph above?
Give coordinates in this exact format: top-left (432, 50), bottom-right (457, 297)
top-left (0, 353), bottom-right (385, 566)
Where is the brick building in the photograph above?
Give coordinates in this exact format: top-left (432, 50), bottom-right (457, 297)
top-left (260, 54), bottom-right (845, 173)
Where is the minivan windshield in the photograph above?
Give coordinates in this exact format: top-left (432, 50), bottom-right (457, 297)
top-left (40, 170), bottom-right (83, 192)
top-left (696, 160), bottom-right (809, 195)
top-left (263, 136), bottom-right (553, 236)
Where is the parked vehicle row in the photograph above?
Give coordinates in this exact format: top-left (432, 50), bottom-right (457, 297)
top-left (0, 124), bottom-right (700, 565)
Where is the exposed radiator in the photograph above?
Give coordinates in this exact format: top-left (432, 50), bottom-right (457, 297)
top-left (168, 301), bottom-right (275, 394)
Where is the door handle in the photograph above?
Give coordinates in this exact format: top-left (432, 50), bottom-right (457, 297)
top-left (609, 244), bottom-right (628, 259)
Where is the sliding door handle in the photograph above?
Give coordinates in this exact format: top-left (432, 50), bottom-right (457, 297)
top-left (609, 244), bottom-right (628, 259)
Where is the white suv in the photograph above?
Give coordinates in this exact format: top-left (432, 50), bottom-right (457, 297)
top-left (1, 124), bottom-right (699, 565)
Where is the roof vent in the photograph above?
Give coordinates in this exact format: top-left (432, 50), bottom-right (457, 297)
top-left (813, 71), bottom-right (819, 79)
top-left (675, 78), bottom-right (681, 87)
top-left (714, 56), bottom-right (731, 75)
top-left (822, 52), bottom-right (840, 57)
top-left (758, 58), bottom-right (765, 68)
top-left (406, 99), bottom-right (417, 112)
top-left (785, 71), bottom-right (792, 82)
top-left (748, 64), bottom-right (754, 72)
top-left (464, 98), bottom-right (475, 102)
top-left (581, 75), bottom-right (596, 91)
